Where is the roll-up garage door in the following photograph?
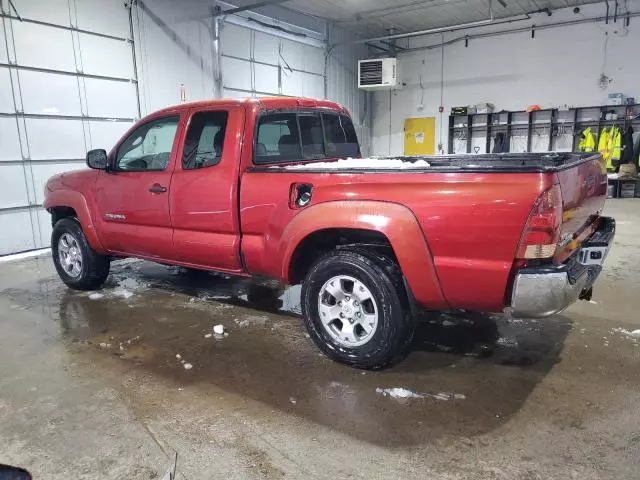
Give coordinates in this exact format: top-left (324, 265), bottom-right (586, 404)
top-left (0, 0), bottom-right (138, 255)
top-left (220, 19), bottom-right (325, 99)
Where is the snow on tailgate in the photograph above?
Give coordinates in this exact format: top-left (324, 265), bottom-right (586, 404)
top-left (276, 157), bottom-right (431, 170)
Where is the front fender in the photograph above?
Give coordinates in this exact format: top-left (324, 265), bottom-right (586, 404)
top-left (43, 190), bottom-right (107, 253)
top-left (279, 201), bottom-right (449, 309)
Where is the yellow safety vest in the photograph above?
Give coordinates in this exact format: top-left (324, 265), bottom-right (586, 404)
top-left (578, 127), bottom-right (595, 152)
top-left (611, 127), bottom-right (622, 161)
top-left (598, 127), bottom-right (622, 170)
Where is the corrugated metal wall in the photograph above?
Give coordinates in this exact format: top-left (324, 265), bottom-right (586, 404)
top-left (326, 25), bottom-right (370, 156)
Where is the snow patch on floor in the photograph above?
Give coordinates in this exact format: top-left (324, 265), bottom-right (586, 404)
top-left (376, 387), bottom-right (466, 401)
top-left (376, 387), bottom-right (424, 399)
top-left (496, 337), bottom-right (518, 347)
top-left (235, 315), bottom-right (268, 328)
top-left (0, 248), bottom-right (50, 263)
top-left (428, 392), bottom-right (466, 401)
top-left (612, 327), bottom-right (640, 338)
top-left (112, 288), bottom-right (134, 299)
top-left (213, 324), bottom-right (225, 335)
top-left (88, 292), bottom-right (104, 300)
top-left (277, 157), bottom-right (431, 170)
top-left (117, 277), bottom-right (148, 290)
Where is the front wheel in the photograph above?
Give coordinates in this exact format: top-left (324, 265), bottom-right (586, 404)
top-left (301, 248), bottom-right (413, 369)
top-left (51, 218), bottom-right (110, 290)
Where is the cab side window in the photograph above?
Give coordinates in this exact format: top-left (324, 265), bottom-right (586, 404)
top-left (255, 113), bottom-right (300, 164)
top-left (116, 116), bottom-right (179, 171)
top-left (183, 111), bottom-right (229, 169)
top-left (253, 111), bottom-right (360, 164)
top-left (323, 113), bottom-right (360, 158)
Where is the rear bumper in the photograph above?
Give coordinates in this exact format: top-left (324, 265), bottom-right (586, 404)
top-left (509, 216), bottom-right (615, 318)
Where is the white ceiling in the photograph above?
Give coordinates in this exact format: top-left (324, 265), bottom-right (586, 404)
top-left (282, 0), bottom-right (607, 37)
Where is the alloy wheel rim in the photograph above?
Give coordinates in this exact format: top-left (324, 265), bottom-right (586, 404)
top-left (317, 275), bottom-right (379, 347)
top-left (58, 233), bottom-right (83, 278)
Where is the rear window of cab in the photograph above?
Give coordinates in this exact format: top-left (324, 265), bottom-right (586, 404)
top-left (254, 111), bottom-right (359, 164)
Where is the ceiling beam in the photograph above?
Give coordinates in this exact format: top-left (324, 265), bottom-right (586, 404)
top-left (212, 0), bottom-right (293, 17)
top-left (379, 40), bottom-right (406, 50)
top-left (365, 42), bottom-right (391, 53)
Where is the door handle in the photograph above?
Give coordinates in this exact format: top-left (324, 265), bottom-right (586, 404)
top-left (149, 183), bottom-right (167, 193)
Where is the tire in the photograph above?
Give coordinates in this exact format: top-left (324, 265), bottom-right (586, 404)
top-left (51, 217), bottom-right (110, 290)
top-left (301, 248), bottom-right (414, 369)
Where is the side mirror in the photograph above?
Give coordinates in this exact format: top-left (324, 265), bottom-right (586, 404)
top-left (86, 149), bottom-right (108, 170)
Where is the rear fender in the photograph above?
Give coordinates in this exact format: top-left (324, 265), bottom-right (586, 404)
top-left (279, 201), bottom-right (449, 309)
top-left (43, 190), bottom-right (106, 253)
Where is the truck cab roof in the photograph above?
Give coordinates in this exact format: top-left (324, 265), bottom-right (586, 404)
top-left (153, 97), bottom-right (348, 117)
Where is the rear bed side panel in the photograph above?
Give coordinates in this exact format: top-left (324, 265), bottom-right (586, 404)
top-left (240, 170), bottom-right (550, 311)
top-left (413, 174), bottom-right (551, 311)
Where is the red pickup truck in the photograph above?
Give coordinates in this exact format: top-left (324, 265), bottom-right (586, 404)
top-left (44, 97), bottom-right (615, 369)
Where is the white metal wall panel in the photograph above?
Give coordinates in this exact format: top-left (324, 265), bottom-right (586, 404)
top-left (10, 0), bottom-right (71, 25)
top-left (0, 165), bottom-right (29, 208)
top-left (74, 0), bottom-right (131, 38)
top-left (36, 207), bottom-right (53, 249)
top-left (0, 21), bottom-right (6, 63)
top-left (221, 23), bottom-right (251, 58)
top-left (0, 210), bottom-right (37, 254)
top-left (301, 44), bottom-right (324, 76)
top-left (24, 119), bottom-right (87, 159)
top-left (280, 39), bottom-right (303, 71)
top-left (281, 70), bottom-right (302, 96)
top-left (0, 69), bottom-right (13, 111)
top-left (84, 78), bottom-right (137, 118)
top-left (253, 31), bottom-right (279, 64)
top-left (0, 118), bottom-right (22, 161)
top-left (11, 22), bottom-right (76, 71)
top-left (31, 162), bottom-right (86, 204)
top-left (302, 73), bottom-right (324, 99)
top-left (0, 0), bottom-right (136, 254)
top-left (222, 56), bottom-right (252, 92)
top-left (88, 121), bottom-right (131, 151)
top-left (223, 88), bottom-right (245, 99)
top-left (19, 71), bottom-right (82, 116)
top-left (220, 20), bottom-right (325, 98)
top-left (79, 33), bottom-right (133, 78)
top-left (254, 64), bottom-right (279, 94)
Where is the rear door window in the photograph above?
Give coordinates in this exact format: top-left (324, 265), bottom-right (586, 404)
top-left (299, 114), bottom-right (324, 159)
top-left (183, 111), bottom-right (229, 169)
top-left (323, 113), bottom-right (359, 158)
top-left (254, 111), bottom-right (360, 164)
top-left (255, 113), bottom-right (300, 163)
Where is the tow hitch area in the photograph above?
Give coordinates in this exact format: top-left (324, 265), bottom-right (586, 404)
top-left (579, 287), bottom-right (593, 301)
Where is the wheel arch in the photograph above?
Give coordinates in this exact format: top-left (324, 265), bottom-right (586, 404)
top-left (279, 200), bottom-right (449, 309)
top-left (44, 190), bottom-right (106, 253)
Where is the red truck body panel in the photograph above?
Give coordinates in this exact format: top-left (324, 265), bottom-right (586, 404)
top-left (240, 170), bottom-right (552, 311)
top-left (43, 97), bottom-right (608, 314)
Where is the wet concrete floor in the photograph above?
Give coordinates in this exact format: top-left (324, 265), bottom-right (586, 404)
top-left (1, 200), bottom-right (639, 479)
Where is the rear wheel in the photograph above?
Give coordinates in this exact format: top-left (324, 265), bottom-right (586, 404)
top-left (301, 248), bottom-right (413, 369)
top-left (52, 218), bottom-right (110, 290)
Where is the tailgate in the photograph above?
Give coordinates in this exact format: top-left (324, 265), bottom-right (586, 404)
top-left (554, 154), bottom-right (608, 262)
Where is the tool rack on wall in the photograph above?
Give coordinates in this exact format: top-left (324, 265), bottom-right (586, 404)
top-left (448, 103), bottom-right (640, 154)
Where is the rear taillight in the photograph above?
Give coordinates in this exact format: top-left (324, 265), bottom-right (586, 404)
top-left (516, 184), bottom-right (563, 260)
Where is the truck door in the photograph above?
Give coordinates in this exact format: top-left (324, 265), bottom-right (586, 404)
top-left (169, 106), bottom-right (244, 272)
top-left (93, 114), bottom-right (181, 259)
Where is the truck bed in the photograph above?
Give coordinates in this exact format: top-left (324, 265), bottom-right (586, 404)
top-left (251, 153), bottom-right (598, 174)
